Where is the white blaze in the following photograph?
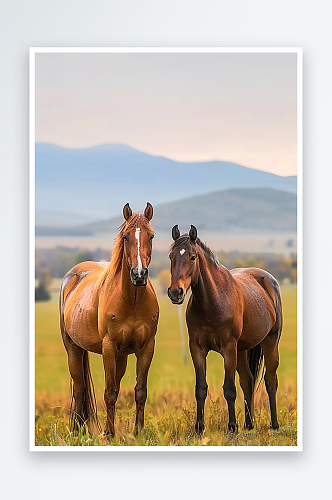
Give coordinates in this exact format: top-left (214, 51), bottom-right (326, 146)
top-left (180, 249), bottom-right (186, 255)
top-left (135, 227), bottom-right (142, 276)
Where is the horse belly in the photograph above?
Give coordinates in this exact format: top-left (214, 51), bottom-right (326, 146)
top-left (240, 298), bottom-right (275, 349)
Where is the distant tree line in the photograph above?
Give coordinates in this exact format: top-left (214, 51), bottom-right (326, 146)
top-left (216, 250), bottom-right (297, 284)
top-left (36, 246), bottom-right (297, 289)
top-left (35, 246), bottom-right (110, 280)
top-left (151, 249), bottom-right (297, 286)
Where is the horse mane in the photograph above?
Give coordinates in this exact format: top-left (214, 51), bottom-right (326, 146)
top-left (196, 238), bottom-right (221, 266)
top-left (169, 234), bottom-right (221, 267)
top-left (95, 213), bottom-right (154, 291)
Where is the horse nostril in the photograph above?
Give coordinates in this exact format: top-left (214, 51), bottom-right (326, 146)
top-left (130, 268), bottom-right (139, 280)
top-left (178, 287), bottom-right (184, 297)
top-left (142, 267), bottom-right (148, 278)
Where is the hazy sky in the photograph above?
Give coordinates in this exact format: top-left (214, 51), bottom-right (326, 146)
top-left (35, 52), bottom-right (297, 176)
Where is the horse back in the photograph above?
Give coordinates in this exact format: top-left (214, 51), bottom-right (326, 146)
top-left (231, 267), bottom-right (279, 303)
top-left (60, 261), bottom-right (106, 306)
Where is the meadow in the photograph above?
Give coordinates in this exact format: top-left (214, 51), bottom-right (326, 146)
top-left (35, 281), bottom-right (297, 447)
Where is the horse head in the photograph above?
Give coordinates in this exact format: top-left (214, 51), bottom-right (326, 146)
top-left (122, 202), bottom-right (155, 286)
top-left (167, 224), bottom-right (199, 304)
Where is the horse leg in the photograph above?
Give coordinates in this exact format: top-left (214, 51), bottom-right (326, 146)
top-left (116, 354), bottom-right (128, 390)
top-left (134, 338), bottom-right (155, 435)
top-left (237, 350), bottom-right (254, 430)
top-left (102, 336), bottom-right (118, 437)
top-left (189, 339), bottom-right (208, 435)
top-left (223, 339), bottom-right (238, 432)
top-left (261, 333), bottom-right (280, 430)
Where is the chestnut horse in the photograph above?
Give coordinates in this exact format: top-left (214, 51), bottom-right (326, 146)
top-left (59, 203), bottom-right (159, 437)
top-left (168, 225), bottom-right (282, 434)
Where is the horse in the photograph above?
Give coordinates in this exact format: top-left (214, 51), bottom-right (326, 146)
top-left (167, 224), bottom-right (283, 434)
top-left (59, 202), bottom-right (159, 438)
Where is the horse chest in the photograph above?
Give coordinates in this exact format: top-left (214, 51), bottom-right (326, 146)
top-left (107, 320), bottom-right (154, 354)
top-left (187, 312), bottom-right (235, 351)
top-left (188, 301), bottom-right (235, 331)
top-left (99, 306), bottom-right (156, 353)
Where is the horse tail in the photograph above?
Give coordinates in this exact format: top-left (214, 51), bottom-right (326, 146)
top-left (83, 351), bottom-right (102, 432)
top-left (247, 344), bottom-right (264, 389)
top-left (274, 281), bottom-right (283, 340)
top-left (69, 351), bottom-right (102, 434)
top-left (262, 275), bottom-right (283, 334)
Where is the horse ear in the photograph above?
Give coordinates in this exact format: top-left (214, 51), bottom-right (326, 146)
top-left (144, 202), bottom-right (153, 221)
top-left (189, 225), bottom-right (197, 242)
top-left (172, 225), bottom-right (180, 241)
top-left (123, 203), bottom-right (132, 221)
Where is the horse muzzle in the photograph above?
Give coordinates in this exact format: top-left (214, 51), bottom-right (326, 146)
top-left (130, 266), bottom-right (148, 286)
top-left (167, 287), bottom-right (185, 305)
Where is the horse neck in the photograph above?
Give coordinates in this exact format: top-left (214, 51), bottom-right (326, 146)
top-left (101, 251), bottom-right (142, 306)
top-left (192, 246), bottom-right (233, 312)
top-left (121, 256), bottom-right (138, 300)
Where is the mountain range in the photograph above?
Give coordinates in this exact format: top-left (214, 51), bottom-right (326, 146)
top-left (35, 143), bottom-right (297, 228)
top-left (35, 187), bottom-right (296, 236)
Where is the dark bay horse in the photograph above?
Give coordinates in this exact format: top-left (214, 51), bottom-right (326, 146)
top-left (59, 203), bottom-right (159, 437)
top-left (168, 225), bottom-right (282, 434)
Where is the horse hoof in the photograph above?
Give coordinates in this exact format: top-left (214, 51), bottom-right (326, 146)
top-left (244, 423), bottom-right (254, 431)
top-left (228, 422), bottom-right (238, 433)
top-left (270, 423), bottom-right (279, 430)
top-left (195, 422), bottom-right (205, 436)
top-left (103, 431), bottom-right (114, 441)
top-left (134, 426), bottom-right (143, 437)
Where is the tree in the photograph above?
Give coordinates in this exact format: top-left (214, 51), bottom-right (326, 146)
top-left (35, 283), bottom-right (50, 302)
top-left (38, 268), bottom-right (53, 288)
top-left (35, 267), bottom-right (52, 302)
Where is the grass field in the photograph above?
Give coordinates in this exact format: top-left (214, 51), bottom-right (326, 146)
top-left (35, 281), bottom-right (297, 447)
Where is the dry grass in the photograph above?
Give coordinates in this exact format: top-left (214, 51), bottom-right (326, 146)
top-left (35, 387), bottom-right (297, 447)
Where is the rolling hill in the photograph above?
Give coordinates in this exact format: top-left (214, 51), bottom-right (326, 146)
top-left (35, 187), bottom-right (297, 236)
top-left (35, 143), bottom-right (297, 227)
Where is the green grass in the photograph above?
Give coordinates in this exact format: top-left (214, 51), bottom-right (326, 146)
top-left (35, 283), bottom-right (297, 447)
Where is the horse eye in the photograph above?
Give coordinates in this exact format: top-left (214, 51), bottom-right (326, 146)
top-left (123, 235), bottom-right (128, 241)
top-left (150, 235), bottom-right (154, 240)
top-left (191, 255), bottom-right (196, 261)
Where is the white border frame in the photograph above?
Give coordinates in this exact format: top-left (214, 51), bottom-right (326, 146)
top-left (30, 47), bottom-right (303, 452)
